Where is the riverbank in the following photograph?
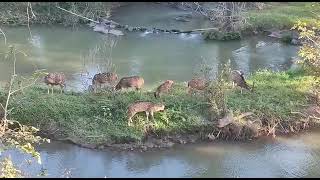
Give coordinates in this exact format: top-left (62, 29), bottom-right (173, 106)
top-left (2, 69), bottom-right (319, 151)
top-left (1, 2), bottom-right (318, 42)
top-left (246, 2), bottom-right (319, 31)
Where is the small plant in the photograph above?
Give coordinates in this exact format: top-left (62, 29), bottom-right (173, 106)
top-left (292, 19), bottom-right (320, 75)
top-left (0, 44), bottom-right (49, 177)
top-left (205, 62), bottom-right (230, 120)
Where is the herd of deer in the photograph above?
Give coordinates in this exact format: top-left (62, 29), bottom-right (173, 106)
top-left (44, 70), bottom-right (253, 126)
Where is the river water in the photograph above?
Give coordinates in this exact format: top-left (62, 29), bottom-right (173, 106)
top-left (1, 2), bottom-right (318, 178)
top-left (0, 3), bottom-right (298, 91)
top-left (3, 131), bottom-right (320, 178)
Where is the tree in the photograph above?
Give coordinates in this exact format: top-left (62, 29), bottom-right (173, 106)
top-left (0, 30), bottom-right (49, 177)
top-left (292, 18), bottom-right (320, 75)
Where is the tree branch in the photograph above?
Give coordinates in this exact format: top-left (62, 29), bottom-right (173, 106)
top-left (0, 27), bottom-right (7, 45)
top-left (56, 6), bottom-right (99, 23)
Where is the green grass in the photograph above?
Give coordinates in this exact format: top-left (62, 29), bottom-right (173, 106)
top-left (4, 83), bottom-right (207, 144)
top-left (245, 2), bottom-right (320, 30)
top-left (227, 69), bottom-right (316, 123)
top-left (1, 69), bottom-right (318, 145)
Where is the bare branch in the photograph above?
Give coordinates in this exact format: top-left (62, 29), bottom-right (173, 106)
top-left (56, 6), bottom-right (99, 23)
top-left (26, 2), bottom-right (32, 38)
top-left (0, 27), bottom-right (7, 45)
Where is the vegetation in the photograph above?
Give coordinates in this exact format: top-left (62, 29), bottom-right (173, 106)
top-left (0, 2), bottom-right (123, 26)
top-left (0, 2), bottom-right (319, 178)
top-left (202, 30), bottom-right (241, 41)
top-left (0, 67), bottom-right (317, 146)
top-left (292, 18), bottom-right (320, 75)
top-left (0, 44), bottom-right (49, 177)
top-left (4, 83), bottom-right (206, 144)
top-left (246, 2), bottom-right (320, 31)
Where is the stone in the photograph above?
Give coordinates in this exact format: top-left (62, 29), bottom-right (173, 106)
top-left (268, 31), bottom-right (282, 39)
top-left (128, 26), bottom-right (134, 31)
top-left (291, 38), bottom-right (302, 46)
top-left (93, 24), bottom-right (124, 36)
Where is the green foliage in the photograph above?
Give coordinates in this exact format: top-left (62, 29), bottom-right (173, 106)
top-left (226, 70), bottom-right (318, 122)
top-left (204, 61), bottom-right (231, 119)
top-left (0, 45), bottom-right (49, 178)
top-left (292, 19), bottom-right (320, 75)
top-left (0, 157), bottom-right (22, 178)
top-left (202, 30), bottom-right (241, 41)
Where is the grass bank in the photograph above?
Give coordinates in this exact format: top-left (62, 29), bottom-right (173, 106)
top-left (1, 69), bottom-right (319, 150)
top-left (245, 2), bottom-right (320, 31)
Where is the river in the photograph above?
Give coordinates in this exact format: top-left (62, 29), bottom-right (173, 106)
top-left (0, 3), bottom-right (298, 91)
top-left (1, 2), bottom-right (317, 178)
top-left (2, 130), bottom-right (320, 178)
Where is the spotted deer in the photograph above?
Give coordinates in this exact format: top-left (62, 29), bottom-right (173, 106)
top-left (154, 80), bottom-right (174, 98)
top-left (187, 77), bottom-right (207, 95)
top-left (44, 72), bottom-right (66, 94)
top-left (231, 70), bottom-right (254, 93)
top-left (127, 101), bottom-right (165, 126)
top-left (92, 72), bottom-right (118, 92)
top-left (115, 76), bottom-right (144, 91)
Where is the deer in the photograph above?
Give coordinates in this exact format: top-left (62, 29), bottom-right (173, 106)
top-left (44, 72), bottom-right (66, 94)
top-left (115, 76), bottom-right (144, 91)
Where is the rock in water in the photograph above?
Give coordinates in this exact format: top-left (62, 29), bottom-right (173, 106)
top-left (88, 22), bottom-right (96, 27)
top-left (268, 31), bottom-right (282, 38)
top-left (108, 29), bottom-right (124, 36)
top-left (128, 26), bottom-right (134, 32)
top-left (93, 24), bottom-right (124, 36)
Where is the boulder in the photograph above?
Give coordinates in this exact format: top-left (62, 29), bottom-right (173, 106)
top-left (268, 31), bottom-right (282, 38)
top-left (128, 26), bottom-right (134, 32)
top-left (93, 24), bottom-right (124, 36)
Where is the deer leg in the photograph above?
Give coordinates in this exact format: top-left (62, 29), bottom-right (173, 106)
top-left (128, 113), bottom-right (134, 126)
top-left (128, 117), bottom-right (132, 126)
top-left (93, 84), bottom-right (97, 93)
top-left (60, 85), bottom-right (63, 94)
top-left (145, 111), bottom-right (149, 122)
top-left (150, 111), bottom-right (155, 122)
top-left (47, 85), bottom-right (50, 94)
top-left (51, 85), bottom-right (54, 95)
